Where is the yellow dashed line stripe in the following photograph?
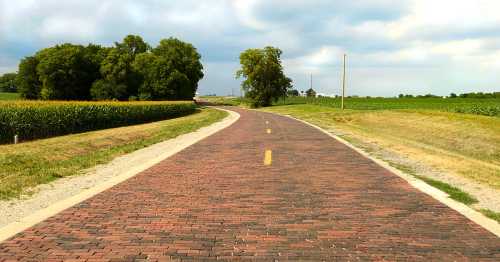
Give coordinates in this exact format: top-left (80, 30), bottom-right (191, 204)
top-left (267, 129), bottom-right (272, 134)
top-left (264, 150), bottom-right (272, 166)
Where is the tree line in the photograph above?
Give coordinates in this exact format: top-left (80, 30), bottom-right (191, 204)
top-left (0, 73), bottom-right (18, 93)
top-left (8, 35), bottom-right (203, 101)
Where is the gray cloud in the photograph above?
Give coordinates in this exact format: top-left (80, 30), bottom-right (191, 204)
top-left (1, 0), bottom-right (499, 96)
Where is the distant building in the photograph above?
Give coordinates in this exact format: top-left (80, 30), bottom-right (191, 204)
top-left (316, 93), bottom-right (336, 98)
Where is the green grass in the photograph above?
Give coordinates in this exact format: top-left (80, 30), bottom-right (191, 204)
top-left (0, 92), bottom-right (20, 100)
top-left (414, 175), bottom-right (478, 205)
top-left (0, 108), bottom-right (227, 200)
top-left (386, 161), bottom-right (417, 176)
top-left (386, 161), bottom-right (479, 205)
top-left (261, 104), bottom-right (500, 189)
top-left (479, 209), bottom-right (500, 223)
top-left (274, 96), bottom-right (500, 117)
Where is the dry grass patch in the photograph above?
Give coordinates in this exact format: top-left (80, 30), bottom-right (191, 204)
top-left (262, 105), bottom-right (500, 189)
top-left (262, 104), bottom-right (500, 219)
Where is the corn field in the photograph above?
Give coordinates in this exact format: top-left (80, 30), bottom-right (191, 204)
top-left (273, 97), bottom-right (500, 117)
top-left (0, 101), bottom-right (197, 144)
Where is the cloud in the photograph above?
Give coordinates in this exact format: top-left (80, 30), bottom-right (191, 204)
top-left (1, 0), bottom-right (500, 96)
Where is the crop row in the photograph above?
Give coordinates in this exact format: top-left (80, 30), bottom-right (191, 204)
top-left (273, 97), bottom-right (500, 117)
top-left (0, 101), bottom-right (197, 144)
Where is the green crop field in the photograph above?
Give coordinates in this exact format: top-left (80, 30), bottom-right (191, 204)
top-left (274, 97), bottom-right (500, 117)
top-left (0, 100), bottom-right (197, 144)
top-left (0, 92), bottom-right (20, 100)
top-left (201, 96), bottom-right (500, 117)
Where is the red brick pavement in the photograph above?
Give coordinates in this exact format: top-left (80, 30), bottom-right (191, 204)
top-left (0, 107), bottom-right (499, 261)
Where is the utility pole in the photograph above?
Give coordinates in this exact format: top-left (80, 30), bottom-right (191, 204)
top-left (310, 74), bottom-right (313, 90)
top-left (341, 54), bottom-right (347, 110)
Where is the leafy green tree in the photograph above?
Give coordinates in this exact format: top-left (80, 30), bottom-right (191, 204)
top-left (14, 35), bottom-right (203, 101)
top-left (152, 38), bottom-right (204, 99)
top-left (90, 79), bottom-right (127, 100)
top-left (93, 35), bottom-right (148, 100)
top-left (83, 44), bottom-right (109, 82)
top-left (132, 38), bottom-right (203, 100)
top-left (287, 89), bottom-right (299, 96)
top-left (131, 52), bottom-right (157, 100)
top-left (0, 73), bottom-right (18, 92)
top-left (306, 88), bottom-right (316, 97)
top-left (36, 44), bottom-right (101, 100)
top-left (116, 35), bottom-right (149, 56)
top-left (93, 48), bottom-right (134, 100)
top-left (236, 46), bottom-right (292, 107)
top-left (17, 56), bottom-right (41, 99)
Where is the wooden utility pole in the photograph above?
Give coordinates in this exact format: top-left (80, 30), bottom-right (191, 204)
top-left (341, 54), bottom-right (347, 110)
top-left (310, 74), bottom-right (313, 90)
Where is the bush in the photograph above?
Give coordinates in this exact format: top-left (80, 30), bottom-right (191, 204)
top-left (0, 101), bottom-right (197, 144)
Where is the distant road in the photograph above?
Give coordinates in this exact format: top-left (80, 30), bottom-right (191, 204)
top-left (0, 107), bottom-right (498, 260)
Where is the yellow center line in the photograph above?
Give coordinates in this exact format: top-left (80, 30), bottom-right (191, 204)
top-left (264, 150), bottom-right (272, 166)
top-left (266, 128), bottom-right (272, 134)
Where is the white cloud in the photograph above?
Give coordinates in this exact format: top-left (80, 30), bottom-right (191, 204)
top-left (232, 0), bottom-right (268, 30)
top-left (38, 16), bottom-right (98, 40)
top-left (1, 0), bottom-right (500, 96)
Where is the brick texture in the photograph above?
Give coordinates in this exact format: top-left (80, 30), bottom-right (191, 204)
top-left (0, 107), bottom-right (499, 261)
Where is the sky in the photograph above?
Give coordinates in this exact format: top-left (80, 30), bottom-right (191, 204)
top-left (1, 0), bottom-right (500, 97)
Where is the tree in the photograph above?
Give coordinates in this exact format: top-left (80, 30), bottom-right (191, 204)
top-left (116, 35), bottom-right (149, 56)
top-left (306, 88), bottom-right (316, 97)
top-left (94, 48), bottom-right (134, 100)
top-left (152, 38), bottom-right (204, 99)
top-left (236, 46), bottom-right (292, 107)
top-left (92, 35), bottom-right (149, 100)
top-left (449, 93), bottom-right (457, 98)
top-left (17, 56), bottom-right (41, 99)
top-left (83, 44), bottom-right (109, 83)
top-left (36, 44), bottom-right (101, 100)
top-left (14, 35), bottom-right (203, 101)
top-left (90, 79), bottom-right (127, 100)
top-left (132, 38), bottom-right (204, 100)
top-left (287, 89), bottom-right (299, 96)
top-left (0, 73), bottom-right (18, 92)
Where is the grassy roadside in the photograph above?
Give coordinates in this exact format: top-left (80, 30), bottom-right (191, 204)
top-left (0, 108), bottom-right (227, 200)
top-left (260, 104), bottom-right (500, 222)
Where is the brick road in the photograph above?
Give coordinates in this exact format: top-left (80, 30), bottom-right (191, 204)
top-left (0, 107), bottom-right (499, 261)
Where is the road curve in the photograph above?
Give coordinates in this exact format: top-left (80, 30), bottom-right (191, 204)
top-left (0, 107), bottom-right (499, 261)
